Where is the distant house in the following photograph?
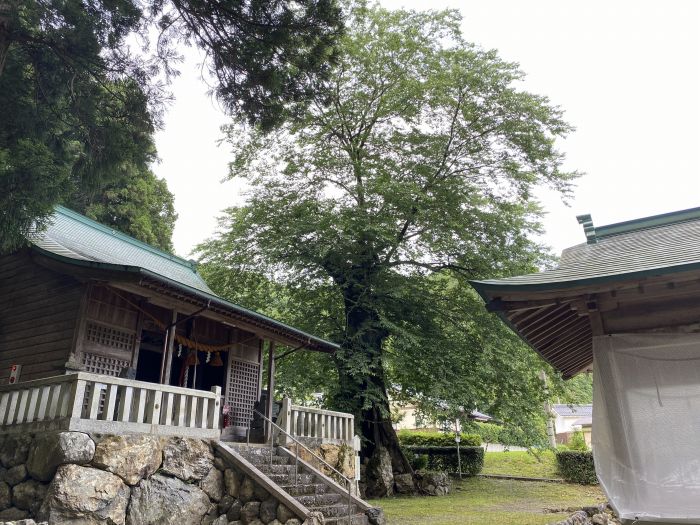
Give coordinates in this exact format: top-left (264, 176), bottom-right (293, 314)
top-left (551, 404), bottom-right (592, 446)
top-left (391, 402), bottom-right (492, 431)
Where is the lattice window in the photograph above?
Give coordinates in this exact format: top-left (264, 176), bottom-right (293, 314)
top-left (226, 359), bottom-right (260, 428)
top-left (80, 353), bottom-right (131, 420)
top-left (85, 322), bottom-right (135, 352)
top-left (82, 352), bottom-right (130, 377)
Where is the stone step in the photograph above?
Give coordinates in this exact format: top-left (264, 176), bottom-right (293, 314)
top-left (294, 493), bottom-right (344, 507)
top-left (309, 504), bottom-right (359, 518)
top-left (266, 473), bottom-right (315, 485)
top-left (220, 443), bottom-right (372, 525)
top-left (325, 514), bottom-right (370, 525)
top-left (256, 464), bottom-right (300, 475)
top-left (281, 483), bottom-right (330, 496)
top-left (240, 454), bottom-right (290, 466)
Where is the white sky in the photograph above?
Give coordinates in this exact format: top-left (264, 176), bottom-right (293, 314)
top-left (153, 0), bottom-right (700, 260)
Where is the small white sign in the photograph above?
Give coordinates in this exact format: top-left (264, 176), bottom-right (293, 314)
top-left (9, 364), bottom-right (21, 384)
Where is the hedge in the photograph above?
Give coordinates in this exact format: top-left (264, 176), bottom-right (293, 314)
top-left (556, 450), bottom-right (597, 484)
top-left (398, 429), bottom-right (481, 447)
top-left (405, 445), bottom-right (484, 476)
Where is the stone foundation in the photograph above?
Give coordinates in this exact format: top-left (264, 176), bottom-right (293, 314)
top-left (550, 504), bottom-right (621, 525)
top-left (285, 441), bottom-right (356, 481)
top-left (0, 432), bottom-right (316, 525)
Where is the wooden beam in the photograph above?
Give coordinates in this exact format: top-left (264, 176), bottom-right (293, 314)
top-left (588, 308), bottom-right (604, 336)
top-left (487, 297), bottom-right (571, 313)
top-left (129, 301), bottom-right (145, 372)
top-left (67, 281), bottom-right (91, 369)
top-left (265, 341), bottom-right (276, 443)
top-left (527, 312), bottom-right (582, 346)
top-left (159, 310), bottom-right (177, 385)
top-left (516, 304), bottom-right (569, 334)
top-left (111, 282), bottom-right (327, 353)
top-left (519, 306), bottom-right (573, 338)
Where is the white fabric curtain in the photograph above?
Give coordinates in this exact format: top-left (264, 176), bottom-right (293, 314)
top-left (593, 333), bottom-right (700, 524)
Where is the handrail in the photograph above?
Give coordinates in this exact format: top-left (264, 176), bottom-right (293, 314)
top-left (289, 405), bottom-right (352, 418)
top-left (252, 409), bottom-right (354, 520)
top-left (280, 398), bottom-right (355, 442)
top-left (0, 373), bottom-right (220, 438)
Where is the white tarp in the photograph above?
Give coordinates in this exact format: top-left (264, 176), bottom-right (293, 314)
top-left (593, 333), bottom-right (700, 524)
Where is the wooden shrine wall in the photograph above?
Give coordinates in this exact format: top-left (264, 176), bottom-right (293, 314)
top-left (0, 252), bottom-right (83, 383)
top-left (78, 285), bottom-right (142, 377)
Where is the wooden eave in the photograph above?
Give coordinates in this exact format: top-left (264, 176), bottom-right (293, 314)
top-left (29, 248), bottom-right (339, 354)
top-left (477, 268), bottom-right (700, 379)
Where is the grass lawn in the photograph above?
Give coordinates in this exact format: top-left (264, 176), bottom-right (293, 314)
top-left (481, 450), bottom-right (561, 479)
top-left (369, 477), bottom-right (605, 525)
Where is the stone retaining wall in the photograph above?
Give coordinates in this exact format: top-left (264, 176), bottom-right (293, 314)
top-left (0, 432), bottom-right (316, 525)
top-left (285, 441), bottom-right (356, 480)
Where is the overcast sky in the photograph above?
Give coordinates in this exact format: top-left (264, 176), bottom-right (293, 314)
top-left (153, 0), bottom-right (700, 260)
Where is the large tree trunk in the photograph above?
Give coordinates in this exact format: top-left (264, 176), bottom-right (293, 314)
top-left (332, 286), bottom-right (413, 498)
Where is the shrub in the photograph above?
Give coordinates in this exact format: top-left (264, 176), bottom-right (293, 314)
top-left (398, 429), bottom-right (481, 447)
top-left (463, 422), bottom-right (547, 449)
top-left (556, 450), bottom-right (597, 484)
top-left (405, 445), bottom-right (484, 476)
top-left (567, 430), bottom-right (588, 451)
top-left (473, 422), bottom-right (502, 444)
top-left (412, 452), bottom-right (429, 471)
top-left (400, 444), bottom-right (429, 471)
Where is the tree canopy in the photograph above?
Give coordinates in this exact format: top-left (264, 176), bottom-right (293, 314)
top-left (198, 5), bottom-right (579, 495)
top-left (0, 0), bottom-right (343, 252)
top-left (68, 166), bottom-right (177, 252)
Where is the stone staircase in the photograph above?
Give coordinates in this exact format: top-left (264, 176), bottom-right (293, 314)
top-left (234, 446), bottom-right (370, 525)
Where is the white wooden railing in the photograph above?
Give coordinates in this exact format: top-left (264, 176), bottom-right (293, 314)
top-left (0, 372), bottom-right (221, 439)
top-left (277, 398), bottom-right (355, 443)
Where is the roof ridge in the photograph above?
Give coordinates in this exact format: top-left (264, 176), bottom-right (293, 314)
top-left (53, 205), bottom-right (197, 270)
top-left (594, 206), bottom-right (700, 240)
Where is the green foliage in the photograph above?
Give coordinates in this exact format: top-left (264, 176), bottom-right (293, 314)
top-left (398, 430), bottom-right (481, 447)
top-left (199, 4), bottom-right (579, 478)
top-left (566, 431), bottom-right (589, 452)
top-left (159, 0), bottom-right (343, 130)
top-left (552, 374), bottom-right (594, 405)
top-left (68, 168), bottom-right (177, 252)
top-left (482, 451), bottom-right (560, 479)
top-left (369, 477), bottom-right (605, 524)
top-left (470, 423), bottom-right (502, 445)
top-left (556, 451), bottom-right (597, 484)
top-left (408, 450), bottom-right (429, 471)
top-left (0, 0), bottom-right (342, 252)
top-left (405, 446), bottom-right (484, 476)
top-left (0, 1), bottom-right (156, 252)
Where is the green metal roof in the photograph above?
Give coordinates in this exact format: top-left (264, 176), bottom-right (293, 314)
top-left (29, 206), bottom-right (339, 352)
top-left (33, 206), bottom-right (212, 293)
top-left (471, 206), bottom-right (700, 295)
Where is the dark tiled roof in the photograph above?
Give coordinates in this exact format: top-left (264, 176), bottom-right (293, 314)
top-left (552, 404), bottom-right (592, 417)
top-left (472, 206), bottom-right (700, 292)
top-left (470, 207), bottom-right (700, 378)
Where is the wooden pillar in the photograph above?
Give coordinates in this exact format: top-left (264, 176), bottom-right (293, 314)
top-left (130, 303), bottom-right (145, 372)
top-left (159, 310), bottom-right (178, 385)
top-left (67, 282), bottom-right (92, 370)
top-left (265, 341), bottom-right (276, 442)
